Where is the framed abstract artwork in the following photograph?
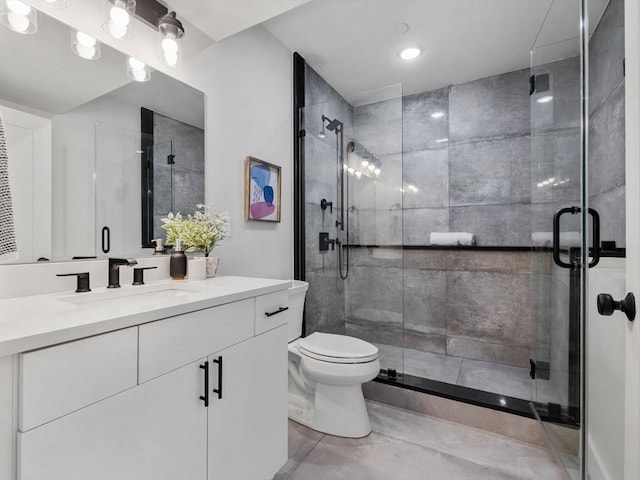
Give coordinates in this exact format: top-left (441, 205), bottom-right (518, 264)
top-left (244, 156), bottom-right (281, 222)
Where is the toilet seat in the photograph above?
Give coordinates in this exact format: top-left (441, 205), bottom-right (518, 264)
top-left (298, 332), bottom-right (378, 364)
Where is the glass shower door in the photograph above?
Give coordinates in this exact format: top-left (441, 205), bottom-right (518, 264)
top-left (529, 1), bottom-right (587, 477)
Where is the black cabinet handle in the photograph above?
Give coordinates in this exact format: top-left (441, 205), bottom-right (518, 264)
top-left (199, 361), bottom-right (209, 407)
top-left (265, 306), bottom-right (289, 317)
top-left (552, 207), bottom-right (600, 269)
top-left (213, 356), bottom-right (223, 400)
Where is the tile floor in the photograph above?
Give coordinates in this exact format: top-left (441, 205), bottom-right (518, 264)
top-left (275, 400), bottom-right (565, 480)
top-left (376, 343), bottom-right (563, 404)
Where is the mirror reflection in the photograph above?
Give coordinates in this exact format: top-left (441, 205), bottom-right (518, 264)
top-left (0, 7), bottom-right (204, 264)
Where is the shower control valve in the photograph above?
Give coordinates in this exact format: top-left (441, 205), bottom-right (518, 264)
top-left (319, 232), bottom-right (335, 251)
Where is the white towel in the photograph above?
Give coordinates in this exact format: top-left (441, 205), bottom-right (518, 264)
top-left (531, 231), bottom-right (581, 248)
top-left (430, 232), bottom-right (476, 246)
top-left (0, 112), bottom-right (18, 262)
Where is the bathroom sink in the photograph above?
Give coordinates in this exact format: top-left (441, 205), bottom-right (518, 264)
top-left (57, 283), bottom-right (202, 305)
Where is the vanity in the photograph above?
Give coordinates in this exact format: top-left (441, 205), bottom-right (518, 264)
top-left (0, 275), bottom-right (291, 480)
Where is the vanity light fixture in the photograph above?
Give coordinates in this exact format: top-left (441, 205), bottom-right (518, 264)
top-left (127, 56), bottom-right (151, 82)
top-left (399, 47), bottom-right (421, 60)
top-left (103, 0), bottom-right (135, 40)
top-left (1, 0), bottom-right (37, 34)
top-left (361, 159), bottom-right (369, 167)
top-left (158, 10), bottom-right (184, 67)
top-left (71, 30), bottom-right (101, 60)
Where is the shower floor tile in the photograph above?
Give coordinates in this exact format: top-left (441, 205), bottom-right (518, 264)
top-left (275, 400), bottom-right (564, 480)
top-left (374, 343), bottom-right (563, 404)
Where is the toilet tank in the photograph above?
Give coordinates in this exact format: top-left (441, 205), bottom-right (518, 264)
top-left (288, 280), bottom-right (309, 342)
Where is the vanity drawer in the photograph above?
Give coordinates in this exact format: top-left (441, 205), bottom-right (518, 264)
top-left (255, 290), bottom-right (290, 335)
top-left (19, 327), bottom-right (138, 432)
top-left (138, 299), bottom-right (254, 383)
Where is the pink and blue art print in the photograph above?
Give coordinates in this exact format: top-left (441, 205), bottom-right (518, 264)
top-left (245, 156), bottom-right (281, 222)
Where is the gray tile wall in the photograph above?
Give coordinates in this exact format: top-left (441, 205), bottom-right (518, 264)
top-left (588, 0), bottom-right (625, 247)
top-left (303, 65), bottom-right (354, 336)
top-left (344, 248), bottom-right (533, 368)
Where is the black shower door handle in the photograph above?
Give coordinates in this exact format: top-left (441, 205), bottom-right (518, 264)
top-left (552, 207), bottom-right (600, 269)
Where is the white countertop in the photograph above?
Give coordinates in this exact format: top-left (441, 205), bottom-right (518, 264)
top-left (0, 275), bottom-right (291, 357)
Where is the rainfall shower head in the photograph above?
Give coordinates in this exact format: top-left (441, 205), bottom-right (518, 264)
top-left (326, 119), bottom-right (341, 131)
top-left (321, 115), bottom-right (343, 134)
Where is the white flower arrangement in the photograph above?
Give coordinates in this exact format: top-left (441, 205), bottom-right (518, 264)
top-left (161, 204), bottom-right (230, 256)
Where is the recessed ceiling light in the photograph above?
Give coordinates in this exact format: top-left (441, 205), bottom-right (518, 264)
top-left (537, 95), bottom-right (554, 103)
top-left (399, 47), bottom-right (421, 60)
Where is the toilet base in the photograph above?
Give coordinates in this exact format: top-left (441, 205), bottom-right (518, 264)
top-left (288, 382), bottom-right (372, 438)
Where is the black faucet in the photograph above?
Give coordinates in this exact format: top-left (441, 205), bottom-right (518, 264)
top-left (107, 258), bottom-right (138, 288)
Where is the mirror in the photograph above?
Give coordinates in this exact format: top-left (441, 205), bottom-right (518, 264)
top-left (0, 8), bottom-right (204, 264)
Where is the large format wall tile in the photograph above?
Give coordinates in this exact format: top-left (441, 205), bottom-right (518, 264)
top-left (447, 271), bottom-right (532, 348)
top-left (448, 337), bottom-right (531, 368)
top-left (590, 185), bottom-right (625, 247)
top-left (304, 270), bottom-right (345, 336)
top-left (354, 98), bottom-right (402, 157)
top-left (402, 208), bottom-right (449, 245)
top-left (403, 269), bottom-right (447, 350)
top-left (589, 83), bottom-right (625, 197)
top-left (449, 136), bottom-right (531, 207)
top-left (402, 148), bottom-right (448, 209)
top-left (531, 57), bottom-right (580, 132)
top-left (589, 0), bottom-right (625, 114)
top-left (449, 68), bottom-right (530, 143)
top-left (402, 87), bottom-right (449, 153)
top-left (449, 203), bottom-right (531, 246)
top-left (345, 265), bottom-right (403, 316)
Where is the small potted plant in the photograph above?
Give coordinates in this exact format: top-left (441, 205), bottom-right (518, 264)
top-left (161, 205), bottom-right (230, 277)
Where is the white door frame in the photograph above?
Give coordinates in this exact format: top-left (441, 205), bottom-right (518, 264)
top-left (624, 1), bottom-right (640, 478)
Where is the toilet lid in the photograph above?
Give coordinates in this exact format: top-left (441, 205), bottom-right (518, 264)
top-left (298, 332), bottom-right (379, 363)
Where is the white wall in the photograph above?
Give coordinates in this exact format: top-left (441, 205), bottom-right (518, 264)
top-left (587, 258), bottom-right (626, 480)
top-left (182, 26), bottom-right (294, 280)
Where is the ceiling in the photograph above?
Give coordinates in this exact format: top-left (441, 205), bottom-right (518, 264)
top-left (259, 0), bottom-right (608, 105)
top-left (163, 0), bottom-right (312, 42)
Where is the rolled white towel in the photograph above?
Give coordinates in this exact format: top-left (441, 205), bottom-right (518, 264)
top-left (531, 231), bottom-right (581, 248)
top-left (430, 232), bottom-right (476, 246)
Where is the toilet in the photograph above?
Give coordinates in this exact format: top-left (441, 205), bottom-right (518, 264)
top-left (287, 280), bottom-right (380, 438)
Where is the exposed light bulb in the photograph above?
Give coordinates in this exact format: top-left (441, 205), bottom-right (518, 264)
top-left (355, 171), bottom-right (362, 179)
top-left (374, 168), bottom-right (381, 176)
top-left (7, 0), bottom-right (30, 16)
top-left (362, 159), bottom-right (369, 167)
top-left (163, 51), bottom-right (178, 66)
top-left (110, 4), bottom-right (130, 26)
top-left (347, 167), bottom-right (355, 175)
top-left (7, 11), bottom-right (29, 31)
top-left (108, 22), bottom-right (127, 39)
top-left (162, 37), bottom-right (178, 54)
top-left (77, 31), bottom-right (96, 47)
top-left (367, 164), bottom-right (375, 171)
top-left (132, 68), bottom-right (147, 82)
top-left (129, 57), bottom-right (145, 70)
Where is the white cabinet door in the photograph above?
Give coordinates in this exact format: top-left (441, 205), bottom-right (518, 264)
top-left (18, 359), bottom-right (208, 480)
top-left (208, 325), bottom-right (288, 480)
